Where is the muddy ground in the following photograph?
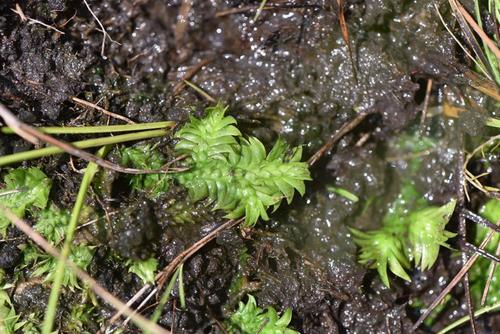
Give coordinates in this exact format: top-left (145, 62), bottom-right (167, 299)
top-left (0, 0), bottom-right (498, 333)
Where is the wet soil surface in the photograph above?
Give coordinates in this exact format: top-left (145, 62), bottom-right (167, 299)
top-left (0, 0), bottom-right (498, 333)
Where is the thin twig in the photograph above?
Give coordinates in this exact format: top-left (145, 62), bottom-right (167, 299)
top-left (419, 78), bottom-right (433, 133)
top-left (172, 58), bottom-right (213, 96)
top-left (411, 228), bottom-right (497, 331)
top-left (458, 144), bottom-right (478, 334)
top-left (0, 205), bottom-right (171, 334)
top-left (174, 0), bottom-right (193, 46)
top-left (157, 218), bottom-right (243, 288)
top-left (461, 209), bottom-right (500, 233)
top-left (336, 0), bottom-right (357, 84)
top-left (452, 0), bottom-right (500, 60)
top-left (82, 0), bottom-right (120, 59)
top-left (481, 242), bottom-right (500, 306)
top-left (308, 112), bottom-right (370, 166)
top-left (183, 80), bottom-right (216, 102)
top-left (464, 242), bottom-right (500, 263)
top-left (0, 103), bottom-right (182, 174)
top-left (11, 4), bottom-right (65, 35)
top-left (71, 96), bottom-right (135, 124)
top-left (107, 218), bottom-right (243, 328)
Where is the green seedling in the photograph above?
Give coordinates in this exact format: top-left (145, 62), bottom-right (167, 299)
top-left (351, 182), bottom-right (456, 287)
top-left (407, 200), bottom-right (457, 271)
top-left (174, 104), bottom-right (311, 227)
top-left (228, 295), bottom-right (299, 334)
top-left (0, 269), bottom-right (24, 334)
top-left (327, 186), bottom-right (359, 203)
top-left (350, 228), bottom-right (411, 286)
top-left (126, 258), bottom-right (158, 284)
top-left (0, 168), bottom-right (51, 236)
top-left (121, 145), bottom-right (170, 198)
top-left (23, 244), bottom-right (94, 291)
top-left (34, 206), bottom-right (71, 245)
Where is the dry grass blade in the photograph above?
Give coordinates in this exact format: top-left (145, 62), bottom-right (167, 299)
top-left (11, 3), bottom-right (65, 35)
top-left (481, 241), bottom-right (500, 305)
top-left (449, 0), bottom-right (492, 73)
top-left (172, 58), bottom-right (213, 96)
top-left (412, 225), bottom-right (498, 331)
top-left (435, 5), bottom-right (492, 81)
top-left (215, 3), bottom-right (321, 17)
top-left (253, 0), bottom-right (268, 22)
top-left (82, 0), bottom-right (120, 59)
top-left (464, 70), bottom-right (500, 101)
top-left (308, 112), bottom-right (370, 166)
top-left (107, 218), bottom-right (243, 329)
top-left (453, 0), bottom-right (500, 60)
top-left (419, 79), bottom-right (433, 132)
top-left (184, 80), bottom-right (216, 102)
top-left (0, 103), bottom-right (181, 175)
top-left (71, 96), bottom-right (135, 124)
top-left (462, 134), bottom-right (500, 198)
top-left (337, 0), bottom-right (358, 83)
top-left (0, 205), bottom-right (171, 334)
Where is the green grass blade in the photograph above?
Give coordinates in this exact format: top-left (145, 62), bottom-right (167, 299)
top-left (178, 263), bottom-right (186, 309)
top-left (0, 129), bottom-right (170, 167)
top-left (148, 266), bottom-right (182, 333)
top-left (486, 117), bottom-right (500, 128)
top-left (41, 146), bottom-right (110, 334)
top-left (437, 301), bottom-right (500, 334)
top-left (1, 121), bottom-right (174, 135)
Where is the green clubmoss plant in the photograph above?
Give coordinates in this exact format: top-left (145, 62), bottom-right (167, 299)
top-left (174, 104), bottom-right (311, 227)
top-left (228, 295), bottom-right (299, 334)
top-left (351, 182), bottom-right (456, 287)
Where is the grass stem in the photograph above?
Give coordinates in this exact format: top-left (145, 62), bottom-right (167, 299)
top-left (0, 129), bottom-right (170, 167)
top-left (437, 301), bottom-right (500, 334)
top-left (148, 266), bottom-right (182, 332)
top-left (1, 121), bottom-right (174, 135)
top-left (42, 146), bottom-right (109, 334)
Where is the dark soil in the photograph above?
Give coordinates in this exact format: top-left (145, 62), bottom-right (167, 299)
top-left (0, 1), bottom-right (498, 333)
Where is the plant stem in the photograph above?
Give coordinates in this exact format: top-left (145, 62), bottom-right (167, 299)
top-left (253, 0), bottom-right (268, 21)
top-left (178, 263), bottom-right (186, 309)
top-left (42, 146), bottom-right (109, 334)
top-left (1, 121), bottom-right (174, 135)
top-left (0, 129), bottom-right (170, 167)
top-left (437, 301), bottom-right (500, 334)
top-left (148, 266), bottom-right (181, 332)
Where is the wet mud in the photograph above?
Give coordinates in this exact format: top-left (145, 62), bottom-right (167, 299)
top-left (0, 1), bottom-right (497, 333)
